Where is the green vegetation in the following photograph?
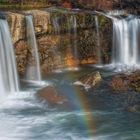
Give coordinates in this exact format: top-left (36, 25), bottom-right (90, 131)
top-left (0, 0), bottom-right (50, 10)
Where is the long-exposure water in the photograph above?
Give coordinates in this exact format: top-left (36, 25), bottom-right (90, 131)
top-left (0, 67), bottom-right (139, 140)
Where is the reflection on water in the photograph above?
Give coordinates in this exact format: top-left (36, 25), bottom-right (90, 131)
top-left (0, 67), bottom-right (140, 140)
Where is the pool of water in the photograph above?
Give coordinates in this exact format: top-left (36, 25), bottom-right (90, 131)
top-left (0, 66), bottom-right (140, 140)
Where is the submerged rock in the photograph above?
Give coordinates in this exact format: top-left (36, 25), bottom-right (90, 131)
top-left (127, 104), bottom-right (140, 113)
top-left (36, 86), bottom-right (67, 106)
top-left (74, 71), bottom-right (102, 90)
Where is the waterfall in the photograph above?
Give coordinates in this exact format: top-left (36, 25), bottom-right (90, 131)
top-left (0, 19), bottom-right (19, 95)
top-left (95, 16), bottom-right (102, 64)
top-left (51, 16), bottom-right (63, 72)
top-left (25, 15), bottom-right (42, 83)
top-left (107, 10), bottom-right (127, 16)
top-left (52, 17), bottom-right (60, 35)
top-left (112, 16), bottom-right (140, 68)
top-left (67, 15), bottom-right (78, 60)
top-left (71, 15), bottom-right (78, 60)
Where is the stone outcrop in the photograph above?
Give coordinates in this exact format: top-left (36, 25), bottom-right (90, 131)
top-left (6, 12), bottom-right (27, 75)
top-left (7, 12), bottom-right (26, 43)
top-left (74, 71), bottom-right (102, 90)
top-left (26, 10), bottom-right (51, 35)
top-left (111, 71), bottom-right (140, 92)
top-left (14, 40), bottom-right (28, 75)
top-left (78, 0), bottom-right (140, 14)
top-left (36, 86), bottom-right (67, 106)
top-left (127, 104), bottom-right (140, 113)
top-left (4, 8), bottom-right (112, 76)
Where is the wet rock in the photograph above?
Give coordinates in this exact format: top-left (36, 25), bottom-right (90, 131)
top-left (111, 71), bottom-right (140, 92)
top-left (62, 0), bottom-right (73, 9)
top-left (15, 40), bottom-right (28, 76)
top-left (78, 0), bottom-right (140, 14)
top-left (26, 10), bottom-right (51, 35)
top-left (127, 104), bottom-right (140, 113)
top-left (5, 8), bottom-right (112, 75)
top-left (7, 12), bottom-right (26, 44)
top-left (111, 75), bottom-right (129, 92)
top-left (36, 86), bottom-right (68, 106)
top-left (74, 71), bottom-right (102, 90)
top-left (6, 12), bottom-right (27, 76)
top-left (128, 71), bottom-right (140, 92)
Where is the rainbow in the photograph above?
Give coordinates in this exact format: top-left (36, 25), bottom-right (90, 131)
top-left (66, 71), bottom-right (97, 139)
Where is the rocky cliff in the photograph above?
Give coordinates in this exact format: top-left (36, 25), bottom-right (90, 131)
top-left (4, 7), bottom-right (112, 76)
top-left (78, 0), bottom-right (140, 14)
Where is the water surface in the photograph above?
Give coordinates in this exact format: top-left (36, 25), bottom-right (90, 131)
top-left (0, 67), bottom-right (140, 140)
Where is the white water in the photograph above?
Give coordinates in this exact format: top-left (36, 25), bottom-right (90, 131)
top-left (107, 10), bottom-right (127, 16)
top-left (52, 17), bottom-right (60, 35)
top-left (0, 91), bottom-right (139, 140)
top-left (95, 16), bottom-right (102, 64)
top-left (25, 15), bottom-right (42, 82)
top-left (112, 16), bottom-right (140, 68)
top-left (67, 15), bottom-right (78, 60)
top-left (0, 93), bottom-right (114, 140)
top-left (0, 19), bottom-right (19, 95)
top-left (72, 15), bottom-right (78, 59)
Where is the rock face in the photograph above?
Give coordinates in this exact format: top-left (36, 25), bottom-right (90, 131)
top-left (26, 10), bottom-right (50, 35)
top-left (74, 71), bottom-right (102, 90)
top-left (78, 0), bottom-right (140, 14)
top-left (6, 12), bottom-right (27, 76)
top-left (4, 8), bottom-right (113, 76)
top-left (36, 86), bottom-right (67, 106)
top-left (111, 71), bottom-right (140, 92)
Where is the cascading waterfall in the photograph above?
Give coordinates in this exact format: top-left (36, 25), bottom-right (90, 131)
top-left (107, 10), bottom-right (127, 16)
top-left (112, 16), bottom-right (140, 68)
top-left (95, 15), bottom-right (102, 64)
top-left (72, 15), bottom-right (78, 60)
top-left (0, 65), bottom-right (6, 98)
top-left (0, 19), bottom-right (19, 94)
top-left (25, 15), bottom-right (42, 83)
top-left (51, 16), bottom-right (63, 72)
top-left (52, 17), bottom-right (60, 35)
top-left (67, 15), bottom-right (78, 60)
top-left (51, 13), bottom-right (79, 71)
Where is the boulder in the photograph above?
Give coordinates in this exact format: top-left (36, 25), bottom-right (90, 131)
top-left (110, 75), bottom-right (129, 92)
top-left (110, 71), bottom-right (140, 92)
top-left (36, 86), bottom-right (68, 105)
top-left (127, 104), bottom-right (140, 113)
top-left (74, 71), bottom-right (102, 90)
